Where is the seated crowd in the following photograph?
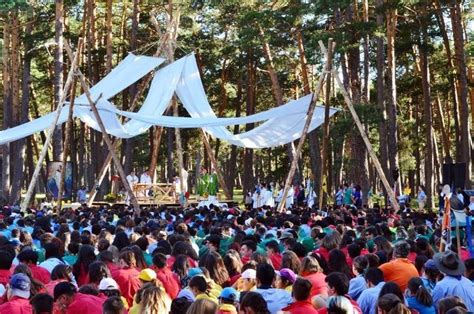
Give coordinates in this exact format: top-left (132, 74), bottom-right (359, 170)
top-left (0, 202), bottom-right (471, 314)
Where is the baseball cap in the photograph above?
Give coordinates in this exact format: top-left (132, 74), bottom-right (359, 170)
top-left (10, 273), bottom-right (31, 299)
top-left (187, 267), bottom-right (203, 278)
top-left (98, 277), bottom-right (119, 290)
top-left (241, 269), bottom-right (256, 280)
top-left (54, 281), bottom-right (77, 301)
top-left (219, 287), bottom-right (240, 302)
top-left (138, 268), bottom-right (157, 282)
top-left (424, 259), bottom-right (438, 270)
top-left (279, 231), bottom-right (294, 240)
top-left (276, 268), bottom-right (297, 284)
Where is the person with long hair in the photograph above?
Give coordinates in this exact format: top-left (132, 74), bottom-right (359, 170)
top-left (327, 249), bottom-right (353, 278)
top-left (405, 277), bottom-right (435, 314)
top-left (130, 245), bottom-right (148, 270)
top-left (45, 264), bottom-right (75, 295)
top-left (137, 283), bottom-right (171, 314)
top-left (73, 244), bottom-right (96, 286)
top-left (201, 251), bottom-right (230, 287)
top-left (313, 232), bottom-right (341, 263)
top-left (88, 261), bottom-right (111, 287)
top-left (112, 249), bottom-right (141, 307)
top-left (373, 236), bottom-right (393, 262)
top-left (377, 293), bottom-right (411, 314)
top-left (300, 256), bottom-right (327, 298)
top-left (281, 251), bottom-right (301, 274)
top-left (172, 254), bottom-right (190, 288)
top-left (223, 250), bottom-right (243, 286)
top-left (186, 298), bottom-right (218, 314)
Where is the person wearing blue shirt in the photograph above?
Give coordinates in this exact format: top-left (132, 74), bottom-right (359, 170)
top-left (431, 251), bottom-right (474, 312)
top-left (254, 263), bottom-right (292, 314)
top-left (357, 267), bottom-right (385, 314)
top-left (348, 255), bottom-right (368, 301)
top-left (405, 277), bottom-right (436, 314)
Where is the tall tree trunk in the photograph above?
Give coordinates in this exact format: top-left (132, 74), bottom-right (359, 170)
top-left (386, 7), bottom-right (400, 191)
top-left (124, 0), bottom-right (140, 174)
top-left (450, 0), bottom-right (472, 188)
top-left (362, 0), bottom-right (370, 102)
top-left (1, 15), bottom-right (12, 201)
top-left (227, 77), bottom-right (243, 197)
top-left (260, 26), bottom-right (302, 184)
top-left (297, 28), bottom-right (322, 195)
top-left (375, 0), bottom-right (389, 192)
top-left (420, 7), bottom-right (434, 208)
top-left (243, 48), bottom-right (256, 195)
top-left (346, 3), bottom-right (369, 202)
top-left (434, 0), bottom-right (461, 158)
top-left (11, 11), bottom-right (33, 204)
top-left (53, 0), bottom-right (64, 161)
top-left (106, 0), bottom-right (113, 71)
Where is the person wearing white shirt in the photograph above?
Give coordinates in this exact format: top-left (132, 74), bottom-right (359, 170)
top-left (125, 171), bottom-right (139, 203)
top-left (262, 184), bottom-right (275, 207)
top-left (286, 186), bottom-right (295, 209)
top-left (140, 169), bottom-right (152, 196)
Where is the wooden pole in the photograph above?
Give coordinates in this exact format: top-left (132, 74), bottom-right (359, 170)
top-left (276, 40), bottom-right (331, 212)
top-left (200, 130), bottom-right (232, 200)
top-left (20, 40), bottom-right (82, 211)
top-left (319, 42), bottom-right (400, 212)
top-left (64, 42), bottom-right (141, 214)
top-left (319, 39), bottom-right (334, 209)
top-left (58, 41), bottom-right (83, 208)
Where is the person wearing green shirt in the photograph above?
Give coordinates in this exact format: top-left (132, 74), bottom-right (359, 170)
top-left (343, 183), bottom-right (353, 205)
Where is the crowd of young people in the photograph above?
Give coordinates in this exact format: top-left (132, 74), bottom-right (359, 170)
top-left (0, 197), bottom-right (472, 314)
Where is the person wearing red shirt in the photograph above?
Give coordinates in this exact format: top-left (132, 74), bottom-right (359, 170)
top-left (265, 240), bottom-right (282, 270)
top-left (300, 256), bottom-right (328, 298)
top-left (0, 273), bottom-right (33, 314)
top-left (282, 278), bottom-right (318, 314)
top-left (316, 272), bottom-right (362, 314)
top-left (54, 281), bottom-right (104, 314)
top-left (111, 250), bottom-right (141, 307)
top-left (239, 240), bottom-right (256, 265)
top-left (0, 249), bottom-right (14, 286)
top-left (17, 249), bottom-right (50, 285)
top-left (98, 251), bottom-right (120, 274)
top-left (152, 253), bottom-right (180, 299)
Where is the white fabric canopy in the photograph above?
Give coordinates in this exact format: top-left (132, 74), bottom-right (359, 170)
top-left (0, 53), bottom-right (338, 148)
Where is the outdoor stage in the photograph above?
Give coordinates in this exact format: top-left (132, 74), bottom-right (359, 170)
top-left (91, 198), bottom-right (238, 209)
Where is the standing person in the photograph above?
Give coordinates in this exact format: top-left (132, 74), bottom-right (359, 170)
top-left (263, 184), bottom-right (275, 207)
top-left (0, 273), bottom-right (33, 313)
top-left (335, 186), bottom-right (344, 208)
top-left (417, 185), bottom-right (427, 211)
top-left (352, 185), bottom-right (362, 208)
top-left (286, 185), bottom-right (295, 209)
top-left (343, 183), bottom-right (352, 206)
top-left (197, 167), bottom-right (210, 200)
top-left (126, 170), bottom-right (139, 191)
top-left (77, 186), bottom-right (88, 203)
top-left (306, 176), bottom-right (316, 208)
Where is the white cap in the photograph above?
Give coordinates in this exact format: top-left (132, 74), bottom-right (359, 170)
top-left (99, 277), bottom-right (119, 290)
top-left (241, 269), bottom-right (256, 280)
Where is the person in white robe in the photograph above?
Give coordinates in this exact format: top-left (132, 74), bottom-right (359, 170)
top-left (181, 168), bottom-right (189, 193)
top-left (125, 171), bottom-right (139, 203)
top-left (286, 186), bottom-right (295, 209)
top-left (140, 169), bottom-right (152, 196)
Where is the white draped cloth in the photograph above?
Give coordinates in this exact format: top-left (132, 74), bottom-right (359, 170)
top-left (0, 54), bottom-right (338, 148)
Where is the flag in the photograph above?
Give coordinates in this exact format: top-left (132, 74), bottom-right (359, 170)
top-left (440, 196), bottom-right (451, 252)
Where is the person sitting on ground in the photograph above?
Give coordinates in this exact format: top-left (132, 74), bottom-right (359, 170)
top-left (357, 267), bottom-right (385, 314)
top-left (0, 249), bottom-right (14, 286)
top-left (239, 291), bottom-right (270, 314)
top-left (30, 293), bottom-right (54, 314)
top-left (189, 275), bottom-right (218, 304)
top-left (0, 273), bottom-right (33, 313)
top-left (54, 281), bottom-right (104, 314)
top-left (111, 249), bottom-right (141, 307)
top-left (275, 268), bottom-right (296, 293)
top-left (135, 283), bottom-right (171, 314)
top-left (98, 277), bottom-right (129, 310)
top-left (437, 296), bottom-right (468, 314)
top-left (17, 249), bottom-right (50, 285)
top-left (420, 259), bottom-right (440, 293)
top-left (432, 251), bottom-right (474, 312)
top-left (217, 287), bottom-right (240, 314)
top-left (378, 240), bottom-right (418, 291)
top-left (151, 252), bottom-right (181, 298)
top-left (299, 255), bottom-right (328, 298)
top-left (240, 240), bottom-right (257, 265)
top-left (377, 293), bottom-right (411, 314)
top-left (103, 296), bottom-right (126, 314)
top-left (265, 240), bottom-right (282, 270)
top-left (464, 258), bottom-right (474, 282)
top-left (282, 278), bottom-right (319, 313)
top-left (316, 272), bottom-right (362, 314)
top-left (348, 255), bottom-right (368, 300)
top-left (405, 277), bottom-right (435, 314)
top-left (254, 262), bottom-right (292, 314)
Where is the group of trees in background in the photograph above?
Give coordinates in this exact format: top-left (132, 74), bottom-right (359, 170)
top-left (0, 0), bottom-right (472, 207)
